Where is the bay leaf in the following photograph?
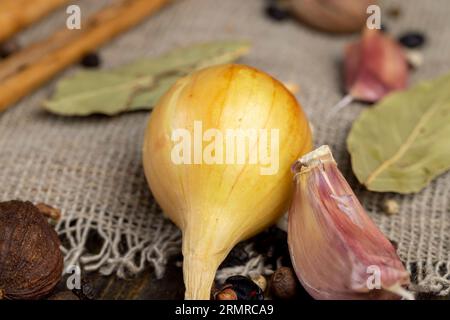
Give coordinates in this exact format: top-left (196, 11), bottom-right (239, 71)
top-left (43, 41), bottom-right (250, 116)
top-left (347, 73), bottom-right (450, 194)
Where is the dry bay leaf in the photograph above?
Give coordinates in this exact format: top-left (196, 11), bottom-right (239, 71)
top-left (43, 41), bottom-right (250, 116)
top-left (347, 73), bottom-right (450, 193)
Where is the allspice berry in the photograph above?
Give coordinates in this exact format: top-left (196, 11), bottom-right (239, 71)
top-left (0, 201), bottom-right (64, 299)
top-left (270, 267), bottom-right (298, 300)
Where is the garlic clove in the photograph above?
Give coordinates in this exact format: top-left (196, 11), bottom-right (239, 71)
top-left (288, 146), bottom-right (412, 300)
top-left (345, 28), bottom-right (408, 103)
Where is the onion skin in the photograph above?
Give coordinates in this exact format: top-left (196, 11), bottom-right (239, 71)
top-left (290, 0), bottom-right (377, 34)
top-left (143, 64), bottom-right (312, 299)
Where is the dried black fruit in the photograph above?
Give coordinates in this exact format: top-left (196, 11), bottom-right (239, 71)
top-left (224, 275), bottom-right (264, 300)
top-left (265, 4), bottom-right (290, 21)
top-left (398, 32), bottom-right (426, 48)
top-left (0, 201), bottom-right (63, 300)
top-left (80, 52), bottom-right (101, 68)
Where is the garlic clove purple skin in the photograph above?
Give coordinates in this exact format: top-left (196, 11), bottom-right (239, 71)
top-left (288, 146), bottom-right (412, 300)
top-left (345, 28), bottom-right (408, 103)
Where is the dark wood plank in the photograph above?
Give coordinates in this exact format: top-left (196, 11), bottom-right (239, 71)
top-left (76, 256), bottom-right (185, 300)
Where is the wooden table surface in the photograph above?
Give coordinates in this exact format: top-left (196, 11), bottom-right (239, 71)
top-left (50, 227), bottom-right (449, 300)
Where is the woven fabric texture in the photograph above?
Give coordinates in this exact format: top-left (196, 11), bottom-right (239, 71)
top-left (0, 0), bottom-right (449, 295)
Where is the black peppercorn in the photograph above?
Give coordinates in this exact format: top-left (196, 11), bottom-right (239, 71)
top-left (80, 52), bottom-right (101, 68)
top-left (265, 3), bottom-right (290, 22)
top-left (398, 32), bottom-right (426, 48)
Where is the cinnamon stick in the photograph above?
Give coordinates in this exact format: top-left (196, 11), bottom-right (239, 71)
top-left (0, 0), bottom-right (68, 42)
top-left (0, 0), bottom-right (171, 112)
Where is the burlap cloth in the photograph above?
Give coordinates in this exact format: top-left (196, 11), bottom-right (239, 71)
top-left (0, 0), bottom-right (449, 296)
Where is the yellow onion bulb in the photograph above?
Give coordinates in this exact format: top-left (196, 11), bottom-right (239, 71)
top-left (143, 64), bottom-right (312, 299)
